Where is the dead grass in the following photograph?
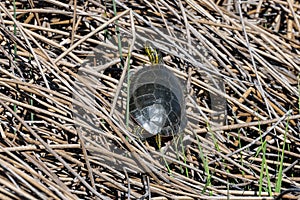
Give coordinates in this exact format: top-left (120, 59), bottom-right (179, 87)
top-left (0, 0), bottom-right (299, 199)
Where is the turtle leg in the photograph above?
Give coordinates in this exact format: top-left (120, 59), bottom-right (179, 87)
top-left (155, 134), bottom-right (162, 150)
top-left (133, 125), bottom-right (146, 140)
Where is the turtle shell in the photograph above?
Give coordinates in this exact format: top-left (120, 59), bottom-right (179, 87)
top-left (129, 64), bottom-right (186, 137)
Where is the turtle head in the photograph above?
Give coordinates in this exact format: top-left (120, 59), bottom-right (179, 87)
top-left (144, 41), bottom-right (163, 65)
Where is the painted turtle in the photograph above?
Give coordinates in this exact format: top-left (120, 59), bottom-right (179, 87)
top-left (129, 42), bottom-right (186, 138)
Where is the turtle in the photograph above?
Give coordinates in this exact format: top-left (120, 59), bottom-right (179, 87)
top-left (129, 41), bottom-right (187, 140)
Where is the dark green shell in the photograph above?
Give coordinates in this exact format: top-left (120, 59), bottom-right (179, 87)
top-left (129, 64), bottom-right (186, 137)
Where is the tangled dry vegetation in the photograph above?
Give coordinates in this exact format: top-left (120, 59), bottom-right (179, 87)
top-left (0, 0), bottom-right (300, 199)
